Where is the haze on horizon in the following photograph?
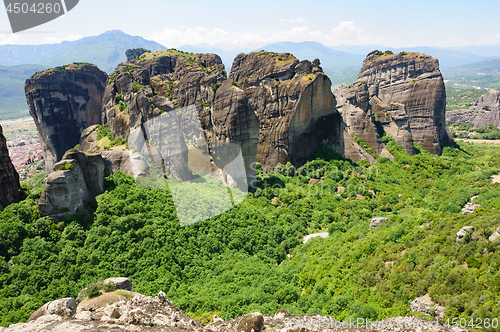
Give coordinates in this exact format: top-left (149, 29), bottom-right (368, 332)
top-left (0, 0), bottom-right (499, 51)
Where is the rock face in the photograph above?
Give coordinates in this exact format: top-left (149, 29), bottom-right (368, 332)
top-left (104, 50), bottom-right (344, 180)
top-left (28, 298), bottom-right (77, 322)
top-left (335, 50), bottom-right (453, 160)
top-left (212, 53), bottom-right (343, 174)
top-left (25, 63), bottom-right (108, 172)
top-left (0, 125), bottom-right (20, 210)
top-left (7, 290), bottom-right (472, 332)
top-left (103, 277), bottom-right (133, 291)
top-left (446, 90), bottom-right (500, 128)
top-left (125, 48), bottom-right (150, 62)
top-left (456, 226), bottom-right (474, 243)
top-left (38, 149), bottom-right (105, 216)
top-left (410, 294), bottom-right (445, 319)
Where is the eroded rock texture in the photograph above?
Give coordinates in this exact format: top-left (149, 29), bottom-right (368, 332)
top-left (212, 52), bottom-right (343, 174)
top-left (38, 149), bottom-right (105, 216)
top-left (25, 63), bottom-right (108, 172)
top-left (0, 125), bottom-right (20, 210)
top-left (335, 50), bottom-right (453, 160)
top-left (446, 90), bottom-right (500, 128)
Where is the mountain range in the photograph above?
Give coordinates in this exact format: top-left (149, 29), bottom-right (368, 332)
top-left (1, 30), bottom-right (499, 120)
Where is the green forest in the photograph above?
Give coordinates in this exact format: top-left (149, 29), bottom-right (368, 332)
top-left (1, 138), bottom-right (500, 330)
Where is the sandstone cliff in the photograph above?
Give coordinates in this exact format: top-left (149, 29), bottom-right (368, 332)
top-left (212, 53), bottom-right (343, 174)
top-left (446, 90), bottom-right (500, 128)
top-left (0, 125), bottom-right (20, 210)
top-left (25, 63), bottom-right (108, 172)
top-left (38, 149), bottom-right (106, 216)
top-left (335, 50), bottom-right (453, 160)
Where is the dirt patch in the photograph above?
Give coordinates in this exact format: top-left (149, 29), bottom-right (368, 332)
top-left (492, 173), bottom-right (500, 184)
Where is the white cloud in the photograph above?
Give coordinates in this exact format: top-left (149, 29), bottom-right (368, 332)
top-left (150, 22), bottom-right (387, 49)
top-left (43, 34), bottom-right (83, 44)
top-left (478, 34), bottom-right (500, 45)
top-left (0, 33), bottom-right (21, 45)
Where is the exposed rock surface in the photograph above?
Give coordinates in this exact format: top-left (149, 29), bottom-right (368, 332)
top-left (489, 227), bottom-right (500, 242)
top-left (462, 196), bottom-right (481, 214)
top-left (446, 90), bottom-right (500, 128)
top-left (126, 48), bottom-right (150, 62)
top-left (457, 226), bottom-right (474, 243)
top-left (410, 294), bottom-right (445, 319)
top-left (78, 125), bottom-right (149, 178)
top-left (38, 149), bottom-right (105, 216)
top-left (28, 298), bottom-right (77, 322)
top-left (335, 50), bottom-right (453, 160)
top-left (303, 232), bottom-right (329, 244)
top-left (25, 63), bottom-right (108, 172)
top-left (212, 53), bottom-right (343, 175)
top-left (370, 217), bottom-right (388, 230)
top-left (104, 277), bottom-right (133, 291)
top-left (0, 125), bottom-right (20, 210)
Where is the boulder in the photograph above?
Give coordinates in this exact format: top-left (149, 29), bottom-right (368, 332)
top-left (0, 125), bottom-right (20, 210)
top-left (489, 232), bottom-right (500, 242)
top-left (410, 294), bottom-right (445, 319)
top-left (462, 196), bottom-right (481, 214)
top-left (236, 312), bottom-right (264, 332)
top-left (370, 217), bottom-right (388, 230)
top-left (28, 298), bottom-right (77, 322)
top-left (456, 226), bottom-right (474, 243)
top-left (103, 277), bottom-right (133, 291)
top-left (25, 63), bottom-right (107, 172)
top-left (274, 308), bottom-right (291, 319)
top-left (38, 150), bottom-right (105, 216)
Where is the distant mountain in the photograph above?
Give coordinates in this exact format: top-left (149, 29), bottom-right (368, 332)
top-left (0, 30), bottom-right (167, 119)
top-left (0, 64), bottom-right (46, 120)
top-left (331, 45), bottom-right (486, 68)
top-left (255, 41), bottom-right (365, 71)
top-left (442, 58), bottom-right (500, 91)
top-left (0, 30), bottom-right (166, 73)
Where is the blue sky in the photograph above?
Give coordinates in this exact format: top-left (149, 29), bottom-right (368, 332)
top-left (1, 0), bottom-right (499, 49)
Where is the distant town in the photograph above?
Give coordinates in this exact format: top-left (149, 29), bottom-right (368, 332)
top-left (1, 117), bottom-right (43, 181)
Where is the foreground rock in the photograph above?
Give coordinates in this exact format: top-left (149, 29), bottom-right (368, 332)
top-left (335, 50), bottom-right (453, 161)
top-left (25, 63), bottom-right (108, 172)
top-left (446, 90), bottom-right (500, 128)
top-left (38, 149), bottom-right (105, 216)
top-left (462, 196), bottom-right (481, 214)
top-left (0, 125), bottom-right (19, 210)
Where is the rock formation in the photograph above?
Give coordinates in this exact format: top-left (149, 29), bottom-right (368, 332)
top-left (410, 294), bottom-right (445, 319)
top-left (0, 125), bottom-right (20, 210)
top-left (103, 50), bottom-right (344, 180)
top-left (38, 149), bottom-right (106, 216)
top-left (462, 196), bottom-right (481, 215)
top-left (370, 217), bottom-right (388, 230)
top-left (212, 53), bottom-right (343, 174)
top-left (125, 48), bottom-right (150, 62)
top-left (446, 90), bottom-right (500, 128)
top-left (335, 50), bottom-right (453, 161)
top-left (4, 279), bottom-right (471, 332)
top-left (456, 226), bottom-right (474, 243)
top-left (25, 63), bottom-right (108, 172)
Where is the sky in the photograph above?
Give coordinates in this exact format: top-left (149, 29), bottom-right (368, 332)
top-left (0, 0), bottom-right (500, 49)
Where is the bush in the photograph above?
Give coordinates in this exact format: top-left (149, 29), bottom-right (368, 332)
top-left (58, 163), bottom-right (73, 171)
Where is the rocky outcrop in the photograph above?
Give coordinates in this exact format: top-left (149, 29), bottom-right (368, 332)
top-left (38, 149), bottom-right (105, 216)
top-left (457, 226), bottom-right (474, 243)
top-left (446, 90), bottom-right (500, 128)
top-left (0, 125), bottom-right (20, 210)
top-left (212, 53), bottom-right (343, 174)
top-left (410, 294), bottom-right (445, 319)
top-left (25, 63), bottom-right (108, 172)
top-left (370, 217), bottom-right (388, 230)
top-left (6, 283), bottom-right (471, 332)
top-left (28, 298), bottom-right (77, 322)
top-left (335, 50), bottom-right (453, 160)
top-left (125, 48), bottom-right (150, 62)
top-left (462, 196), bottom-right (481, 214)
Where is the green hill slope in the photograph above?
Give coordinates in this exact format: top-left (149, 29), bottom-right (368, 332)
top-left (1, 139), bottom-right (500, 329)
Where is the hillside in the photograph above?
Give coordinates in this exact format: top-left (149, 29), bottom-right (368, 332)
top-left (1, 138), bottom-right (500, 330)
top-left (0, 30), bottom-right (166, 73)
top-left (442, 58), bottom-right (500, 91)
top-left (0, 65), bottom-right (47, 120)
